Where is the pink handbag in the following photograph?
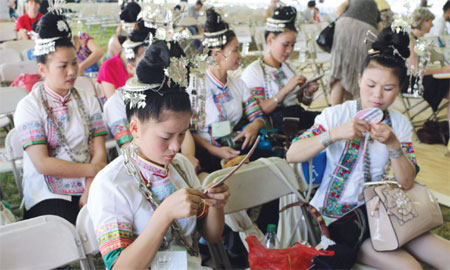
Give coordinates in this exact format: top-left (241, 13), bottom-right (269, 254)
top-left (363, 180), bottom-right (443, 251)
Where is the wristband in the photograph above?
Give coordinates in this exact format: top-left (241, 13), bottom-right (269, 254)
top-left (319, 130), bottom-right (333, 148)
top-left (388, 147), bottom-right (404, 159)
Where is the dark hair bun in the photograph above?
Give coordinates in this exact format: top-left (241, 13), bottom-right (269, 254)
top-left (36, 12), bottom-right (71, 39)
top-left (129, 19), bottom-right (155, 42)
top-left (120, 2), bottom-right (141, 23)
top-left (136, 40), bottom-right (186, 88)
top-left (372, 27), bottom-right (410, 59)
top-left (204, 8), bottom-right (228, 34)
top-left (272, 6), bottom-right (297, 22)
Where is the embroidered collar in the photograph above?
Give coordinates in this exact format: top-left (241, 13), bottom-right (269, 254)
top-left (44, 84), bottom-right (72, 105)
top-left (133, 154), bottom-right (169, 178)
top-left (206, 68), bottom-right (228, 91)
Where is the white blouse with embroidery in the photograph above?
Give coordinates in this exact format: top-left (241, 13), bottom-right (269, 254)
top-left (292, 100), bottom-right (418, 224)
top-left (187, 69), bottom-right (263, 144)
top-left (14, 84), bottom-right (107, 210)
top-left (241, 59), bottom-right (299, 107)
top-left (103, 92), bottom-right (132, 147)
top-left (87, 153), bottom-right (204, 269)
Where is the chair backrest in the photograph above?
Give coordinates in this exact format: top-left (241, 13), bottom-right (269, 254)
top-left (0, 28), bottom-right (17, 43)
top-left (0, 48), bottom-right (23, 65)
top-left (5, 128), bottom-right (23, 161)
top-left (0, 87), bottom-right (28, 115)
top-left (0, 22), bottom-right (15, 30)
top-left (0, 61), bottom-right (39, 82)
top-left (203, 157), bottom-right (299, 214)
top-left (5, 128), bottom-right (24, 199)
top-left (0, 40), bottom-right (35, 54)
top-left (76, 206), bottom-right (100, 256)
top-left (0, 215), bottom-right (90, 269)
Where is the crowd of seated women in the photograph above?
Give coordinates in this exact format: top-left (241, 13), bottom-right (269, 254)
top-left (9, 1), bottom-right (450, 269)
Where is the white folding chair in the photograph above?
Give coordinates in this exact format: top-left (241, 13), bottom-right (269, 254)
top-left (0, 40), bottom-right (35, 54)
top-left (0, 28), bottom-right (17, 43)
top-left (4, 128), bottom-right (24, 200)
top-left (0, 48), bottom-right (22, 65)
top-left (76, 206), bottom-right (100, 270)
top-left (202, 157), bottom-right (314, 268)
top-left (0, 215), bottom-right (90, 270)
top-left (0, 61), bottom-right (39, 83)
top-left (0, 86), bottom-right (28, 131)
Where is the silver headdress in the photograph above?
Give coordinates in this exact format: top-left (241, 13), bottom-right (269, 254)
top-left (120, 77), bottom-right (166, 109)
top-left (121, 21), bottom-right (137, 34)
top-left (33, 0), bottom-right (71, 56)
top-left (142, 0), bottom-right (191, 45)
top-left (390, 3), bottom-right (438, 97)
top-left (265, 17), bottom-right (291, 32)
top-left (122, 39), bottom-right (145, 60)
top-left (202, 29), bottom-right (228, 48)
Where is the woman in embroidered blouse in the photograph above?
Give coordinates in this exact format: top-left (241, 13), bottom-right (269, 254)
top-left (287, 27), bottom-right (449, 269)
top-left (88, 40), bottom-right (229, 269)
top-left (14, 11), bottom-right (107, 225)
top-left (187, 8), bottom-right (267, 173)
top-left (241, 6), bottom-right (319, 133)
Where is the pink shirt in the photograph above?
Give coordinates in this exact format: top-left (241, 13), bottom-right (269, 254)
top-left (97, 53), bottom-right (131, 90)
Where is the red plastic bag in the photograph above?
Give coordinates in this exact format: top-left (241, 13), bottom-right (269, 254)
top-left (246, 235), bottom-right (334, 270)
top-left (10, 74), bottom-right (42, 93)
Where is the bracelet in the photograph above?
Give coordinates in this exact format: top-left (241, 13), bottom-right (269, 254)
top-left (303, 92), bottom-right (313, 100)
top-left (319, 131), bottom-right (333, 148)
top-left (388, 147), bottom-right (404, 159)
top-left (273, 96), bottom-right (281, 106)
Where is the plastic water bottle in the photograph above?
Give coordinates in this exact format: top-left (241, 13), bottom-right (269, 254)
top-left (264, 224), bottom-right (280, 249)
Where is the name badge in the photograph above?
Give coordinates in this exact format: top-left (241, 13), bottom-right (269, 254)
top-left (150, 250), bottom-right (188, 270)
top-left (211, 120), bottom-right (232, 138)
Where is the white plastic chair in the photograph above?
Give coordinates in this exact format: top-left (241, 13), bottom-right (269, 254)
top-left (202, 157), bottom-right (313, 268)
top-left (0, 215), bottom-right (90, 269)
top-left (0, 48), bottom-right (23, 65)
top-left (0, 61), bottom-right (39, 82)
top-left (0, 28), bottom-right (17, 43)
top-left (76, 206), bottom-right (100, 269)
top-left (4, 128), bottom-right (24, 200)
top-left (0, 86), bottom-right (29, 115)
top-left (0, 86), bottom-right (28, 131)
top-left (0, 40), bottom-right (35, 54)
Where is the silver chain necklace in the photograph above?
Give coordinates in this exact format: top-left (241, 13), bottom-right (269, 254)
top-left (122, 145), bottom-right (199, 256)
top-left (39, 84), bottom-right (92, 163)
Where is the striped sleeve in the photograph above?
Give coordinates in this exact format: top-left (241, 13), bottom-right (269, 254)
top-left (243, 96), bottom-right (264, 122)
top-left (110, 118), bottom-right (133, 147)
top-left (17, 121), bottom-right (47, 148)
top-left (96, 222), bottom-right (134, 269)
top-left (90, 112), bottom-right (108, 137)
top-left (292, 124), bottom-right (326, 143)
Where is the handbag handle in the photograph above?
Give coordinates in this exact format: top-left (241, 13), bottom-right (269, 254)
top-left (362, 180), bottom-right (401, 188)
top-left (280, 202), bottom-right (330, 239)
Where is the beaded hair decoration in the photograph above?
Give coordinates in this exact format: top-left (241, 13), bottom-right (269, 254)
top-left (265, 7), bottom-right (296, 32)
top-left (33, 0), bottom-right (71, 56)
top-left (122, 39), bottom-right (147, 60)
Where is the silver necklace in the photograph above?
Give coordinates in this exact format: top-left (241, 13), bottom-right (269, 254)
top-left (122, 145), bottom-right (199, 256)
top-left (189, 75), bottom-right (206, 131)
top-left (39, 84), bottom-right (91, 163)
